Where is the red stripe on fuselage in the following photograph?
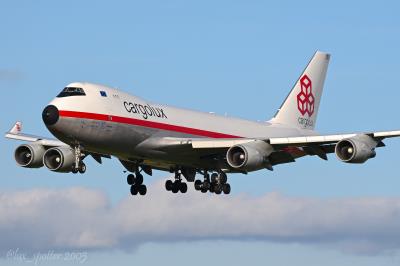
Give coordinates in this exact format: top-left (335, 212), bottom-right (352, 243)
top-left (58, 110), bottom-right (242, 139)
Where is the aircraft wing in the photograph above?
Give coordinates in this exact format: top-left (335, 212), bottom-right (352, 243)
top-left (267, 130), bottom-right (400, 146)
top-left (137, 130), bottom-right (400, 167)
top-left (185, 130), bottom-right (400, 149)
top-left (5, 121), bottom-right (67, 147)
top-left (189, 130), bottom-right (400, 150)
top-left (265, 131), bottom-right (400, 162)
top-left (5, 121), bottom-right (111, 163)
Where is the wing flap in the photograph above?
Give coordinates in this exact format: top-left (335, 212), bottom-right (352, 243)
top-left (269, 134), bottom-right (357, 145)
top-left (191, 138), bottom-right (254, 148)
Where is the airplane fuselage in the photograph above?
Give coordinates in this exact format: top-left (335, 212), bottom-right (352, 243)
top-left (43, 82), bottom-right (312, 171)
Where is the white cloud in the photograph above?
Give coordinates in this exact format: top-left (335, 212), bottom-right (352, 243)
top-left (1, 182), bottom-right (400, 255)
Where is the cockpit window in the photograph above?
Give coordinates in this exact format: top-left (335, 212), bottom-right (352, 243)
top-left (57, 87), bottom-right (86, 97)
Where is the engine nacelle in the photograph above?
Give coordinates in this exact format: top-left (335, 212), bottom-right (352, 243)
top-left (43, 147), bottom-right (75, 172)
top-left (226, 140), bottom-right (274, 171)
top-left (14, 143), bottom-right (45, 168)
top-left (335, 135), bottom-right (377, 164)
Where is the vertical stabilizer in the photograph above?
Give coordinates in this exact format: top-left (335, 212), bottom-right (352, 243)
top-left (271, 51), bottom-right (330, 130)
top-left (9, 121), bottom-right (22, 134)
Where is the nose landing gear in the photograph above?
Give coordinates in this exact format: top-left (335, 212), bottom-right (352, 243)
top-left (72, 162), bottom-right (86, 174)
top-left (71, 145), bottom-right (86, 174)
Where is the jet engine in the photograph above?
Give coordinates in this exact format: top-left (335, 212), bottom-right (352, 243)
top-left (226, 140), bottom-right (274, 171)
top-left (43, 147), bottom-right (75, 172)
top-left (14, 143), bottom-right (46, 168)
top-left (335, 135), bottom-right (378, 164)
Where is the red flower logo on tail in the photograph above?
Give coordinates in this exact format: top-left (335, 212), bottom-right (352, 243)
top-left (297, 75), bottom-right (314, 116)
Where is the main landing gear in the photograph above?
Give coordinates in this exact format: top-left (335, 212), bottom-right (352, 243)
top-left (165, 170), bottom-right (188, 193)
top-left (194, 171), bottom-right (231, 195)
top-left (125, 165), bottom-right (230, 196)
top-left (127, 169), bottom-right (147, 196)
top-left (71, 145), bottom-right (86, 174)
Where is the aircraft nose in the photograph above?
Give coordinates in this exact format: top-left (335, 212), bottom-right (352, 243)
top-left (42, 105), bottom-right (59, 126)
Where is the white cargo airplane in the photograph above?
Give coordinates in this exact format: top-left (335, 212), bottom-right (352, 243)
top-left (6, 51), bottom-right (400, 196)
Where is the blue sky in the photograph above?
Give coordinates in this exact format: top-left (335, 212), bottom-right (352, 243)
top-left (1, 0), bottom-right (400, 265)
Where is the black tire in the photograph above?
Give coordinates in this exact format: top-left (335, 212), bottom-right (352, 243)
top-left (72, 167), bottom-right (78, 174)
top-left (215, 185), bottom-right (222, 195)
top-left (211, 173), bottom-right (218, 183)
top-left (219, 172), bottom-right (227, 184)
top-left (135, 173), bottom-right (143, 185)
top-left (209, 183), bottom-right (215, 193)
top-left (78, 163), bottom-right (86, 174)
top-left (130, 185), bottom-right (138, 195)
top-left (171, 182), bottom-right (179, 193)
top-left (165, 180), bottom-right (173, 191)
top-left (138, 185), bottom-right (147, 195)
top-left (204, 173), bottom-right (210, 184)
top-left (180, 182), bottom-right (188, 193)
top-left (194, 180), bottom-right (202, 190)
top-left (203, 181), bottom-right (210, 190)
top-left (171, 184), bottom-right (179, 194)
top-left (223, 183), bottom-right (231, 194)
top-left (127, 174), bottom-right (135, 185)
top-left (201, 187), bottom-right (207, 193)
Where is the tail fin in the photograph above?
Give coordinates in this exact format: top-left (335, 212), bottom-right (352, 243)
top-left (9, 121), bottom-right (22, 134)
top-left (271, 51), bottom-right (330, 130)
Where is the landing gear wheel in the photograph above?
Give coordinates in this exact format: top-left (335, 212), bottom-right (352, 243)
top-left (78, 162), bottom-right (86, 174)
top-left (222, 183), bottom-right (231, 194)
top-left (127, 174), bottom-right (135, 185)
top-left (130, 185), bottom-right (138, 195)
top-left (219, 172), bottom-right (227, 184)
top-left (214, 185), bottom-right (222, 195)
top-left (209, 183), bottom-right (215, 193)
top-left (194, 180), bottom-right (202, 191)
top-left (165, 180), bottom-right (173, 191)
top-left (72, 167), bottom-right (78, 174)
top-left (204, 181), bottom-right (211, 191)
top-left (172, 183), bottom-right (179, 193)
top-left (135, 173), bottom-right (143, 185)
top-left (179, 182), bottom-right (188, 193)
top-left (211, 173), bottom-right (218, 183)
top-left (138, 184), bottom-right (147, 195)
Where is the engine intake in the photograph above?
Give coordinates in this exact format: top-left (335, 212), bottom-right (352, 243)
top-left (14, 143), bottom-right (45, 168)
top-left (226, 140), bottom-right (274, 171)
top-left (43, 147), bottom-right (75, 172)
top-left (335, 135), bottom-right (377, 164)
